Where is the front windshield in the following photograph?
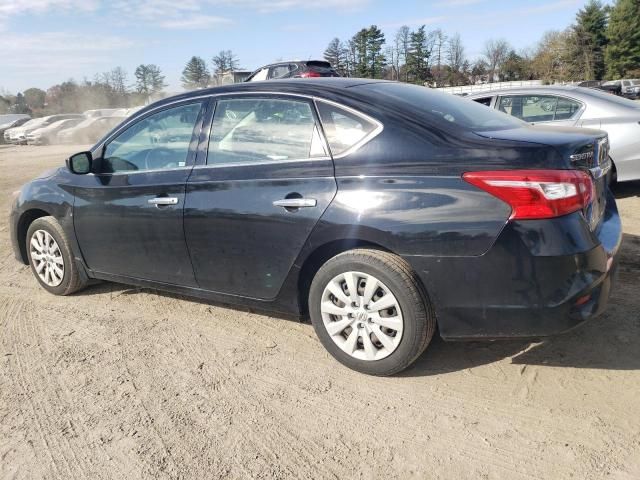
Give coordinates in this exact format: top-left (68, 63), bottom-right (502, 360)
top-left (359, 82), bottom-right (526, 131)
top-left (631, 80), bottom-right (640, 86)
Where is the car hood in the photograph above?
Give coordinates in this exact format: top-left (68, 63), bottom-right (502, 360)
top-left (474, 124), bottom-right (606, 147)
top-left (34, 167), bottom-right (63, 180)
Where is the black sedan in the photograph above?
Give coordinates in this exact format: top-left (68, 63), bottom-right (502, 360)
top-left (9, 79), bottom-right (621, 375)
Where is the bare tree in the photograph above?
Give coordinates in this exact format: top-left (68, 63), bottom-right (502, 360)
top-left (483, 38), bottom-right (510, 82)
top-left (431, 29), bottom-right (447, 86)
top-left (394, 25), bottom-right (411, 81)
top-left (446, 33), bottom-right (466, 84)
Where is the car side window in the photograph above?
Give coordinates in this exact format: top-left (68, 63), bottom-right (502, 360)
top-left (316, 101), bottom-right (379, 156)
top-left (473, 97), bottom-right (492, 106)
top-left (207, 98), bottom-right (326, 165)
top-left (102, 103), bottom-right (202, 173)
top-left (270, 65), bottom-right (291, 79)
top-left (498, 95), bottom-right (581, 122)
top-left (554, 97), bottom-right (582, 120)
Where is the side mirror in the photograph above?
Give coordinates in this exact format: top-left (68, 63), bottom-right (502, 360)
top-left (66, 151), bottom-right (92, 174)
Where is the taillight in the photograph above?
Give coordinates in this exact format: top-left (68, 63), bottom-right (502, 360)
top-left (463, 170), bottom-right (594, 220)
top-left (300, 71), bottom-right (321, 78)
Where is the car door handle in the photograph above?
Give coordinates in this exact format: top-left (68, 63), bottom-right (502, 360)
top-left (148, 197), bottom-right (179, 206)
top-left (273, 198), bottom-right (317, 208)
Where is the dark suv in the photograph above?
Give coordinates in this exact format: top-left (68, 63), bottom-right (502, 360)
top-left (245, 60), bottom-right (339, 81)
top-left (9, 79), bottom-right (621, 376)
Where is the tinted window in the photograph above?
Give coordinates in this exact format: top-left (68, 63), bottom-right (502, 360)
top-left (208, 98), bottom-right (325, 165)
top-left (316, 101), bottom-right (379, 156)
top-left (102, 103), bottom-right (202, 173)
top-left (473, 97), bottom-right (492, 106)
top-left (359, 83), bottom-right (525, 131)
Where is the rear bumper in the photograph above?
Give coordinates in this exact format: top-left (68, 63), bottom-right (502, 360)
top-left (405, 193), bottom-right (622, 339)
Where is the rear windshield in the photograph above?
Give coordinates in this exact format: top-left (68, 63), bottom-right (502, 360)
top-left (306, 61), bottom-right (332, 68)
top-left (359, 82), bottom-right (526, 131)
top-left (583, 87), bottom-right (640, 108)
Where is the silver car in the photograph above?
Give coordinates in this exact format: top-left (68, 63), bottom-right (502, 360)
top-left (466, 86), bottom-right (640, 182)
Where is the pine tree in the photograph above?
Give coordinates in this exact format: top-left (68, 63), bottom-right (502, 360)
top-left (181, 56), bottom-right (210, 90)
top-left (406, 26), bottom-right (431, 84)
top-left (366, 25), bottom-right (386, 79)
top-left (134, 64), bottom-right (167, 95)
top-left (605, 0), bottom-right (640, 78)
top-left (568, 0), bottom-right (608, 80)
top-left (324, 38), bottom-right (346, 75)
top-left (352, 29), bottom-right (369, 77)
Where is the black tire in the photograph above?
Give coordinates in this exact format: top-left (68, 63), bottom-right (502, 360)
top-left (309, 249), bottom-right (436, 376)
top-left (26, 216), bottom-right (88, 295)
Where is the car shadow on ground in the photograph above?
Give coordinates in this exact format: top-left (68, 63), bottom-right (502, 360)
top-left (612, 179), bottom-right (640, 199)
top-left (75, 232), bottom-right (640, 378)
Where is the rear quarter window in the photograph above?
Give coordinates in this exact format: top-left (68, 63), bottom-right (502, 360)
top-left (316, 101), bottom-right (380, 156)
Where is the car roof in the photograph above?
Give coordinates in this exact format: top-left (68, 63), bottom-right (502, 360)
top-left (466, 85), bottom-right (586, 98)
top-left (144, 78), bottom-right (391, 111)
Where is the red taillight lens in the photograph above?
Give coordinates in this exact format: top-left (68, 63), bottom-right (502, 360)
top-left (300, 71), bottom-right (321, 78)
top-left (463, 170), bottom-right (594, 220)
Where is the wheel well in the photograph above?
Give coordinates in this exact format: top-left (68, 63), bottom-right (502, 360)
top-left (297, 239), bottom-right (390, 317)
top-left (16, 209), bottom-right (50, 264)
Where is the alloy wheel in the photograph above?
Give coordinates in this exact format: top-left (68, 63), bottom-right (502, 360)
top-left (30, 230), bottom-right (64, 287)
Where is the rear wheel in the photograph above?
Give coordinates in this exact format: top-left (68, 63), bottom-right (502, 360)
top-left (26, 216), bottom-right (88, 295)
top-left (309, 249), bottom-right (436, 376)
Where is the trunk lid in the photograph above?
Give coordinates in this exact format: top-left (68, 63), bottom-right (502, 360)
top-left (475, 125), bottom-right (610, 231)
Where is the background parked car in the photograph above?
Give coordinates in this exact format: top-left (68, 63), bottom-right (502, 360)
top-left (245, 60), bottom-right (339, 81)
top-left (466, 86), bottom-right (640, 182)
top-left (5, 114), bottom-right (83, 144)
top-left (25, 118), bottom-right (84, 145)
top-left (0, 114), bottom-right (31, 144)
top-left (599, 80), bottom-right (623, 96)
top-left (577, 80), bottom-right (603, 88)
top-left (620, 79), bottom-right (640, 99)
top-left (57, 115), bottom-right (125, 144)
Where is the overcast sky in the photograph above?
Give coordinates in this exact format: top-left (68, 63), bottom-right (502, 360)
top-left (0, 0), bottom-right (607, 94)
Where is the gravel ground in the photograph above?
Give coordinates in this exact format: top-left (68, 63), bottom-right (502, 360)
top-left (1, 144), bottom-right (639, 480)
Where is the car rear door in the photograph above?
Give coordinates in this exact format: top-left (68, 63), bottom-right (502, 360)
top-left (73, 100), bottom-right (207, 286)
top-left (184, 94), bottom-right (336, 299)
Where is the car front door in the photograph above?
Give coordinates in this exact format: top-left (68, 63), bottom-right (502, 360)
top-left (73, 100), bottom-right (207, 285)
top-left (184, 95), bottom-right (336, 299)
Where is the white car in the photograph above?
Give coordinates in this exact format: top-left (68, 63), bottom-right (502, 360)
top-left (466, 86), bottom-right (640, 182)
top-left (57, 115), bottom-right (125, 144)
top-left (5, 114), bottom-right (83, 145)
top-left (26, 118), bottom-right (84, 145)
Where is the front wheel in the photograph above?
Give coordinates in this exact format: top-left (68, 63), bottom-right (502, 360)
top-left (26, 216), bottom-right (88, 295)
top-left (309, 249), bottom-right (436, 376)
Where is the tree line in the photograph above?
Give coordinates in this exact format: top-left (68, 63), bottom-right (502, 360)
top-left (0, 48), bottom-right (243, 116)
top-left (0, 63), bottom-right (168, 116)
top-left (323, 0), bottom-right (639, 85)
top-left (2, 0), bottom-right (639, 117)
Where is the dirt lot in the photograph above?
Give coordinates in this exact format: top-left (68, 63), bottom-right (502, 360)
top-left (1, 144), bottom-right (639, 480)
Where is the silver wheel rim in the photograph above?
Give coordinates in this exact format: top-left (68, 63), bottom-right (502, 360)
top-left (30, 230), bottom-right (64, 287)
top-left (320, 271), bottom-right (404, 361)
